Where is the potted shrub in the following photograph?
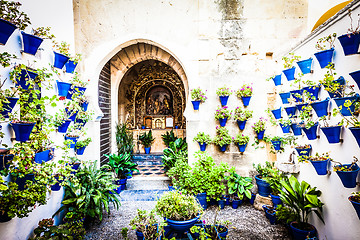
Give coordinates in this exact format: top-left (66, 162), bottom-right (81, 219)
top-left (266, 167), bottom-right (285, 208)
top-left (294, 144), bottom-right (312, 156)
top-left (319, 64), bottom-right (345, 98)
top-left (298, 152), bottom-right (331, 176)
top-left (64, 127), bottom-right (81, 149)
top-left (190, 87), bottom-right (207, 110)
top-left (214, 105), bottom-right (232, 127)
top-left (22, 26), bottom-right (55, 56)
top-left (65, 53), bottom-right (82, 74)
top-left (282, 53), bottom-right (300, 81)
top-left (233, 107), bottom-right (253, 130)
top-left (338, 11), bottom-right (360, 56)
top-left (10, 64), bottom-right (38, 90)
top-left (314, 33), bottom-right (337, 68)
top-left (193, 132), bottom-right (212, 151)
top-left (216, 86), bottom-right (233, 106)
top-left (348, 191), bottom-right (360, 220)
top-left (236, 84), bottom-right (253, 107)
top-left (0, 0), bottom-right (31, 45)
top-left (226, 171), bottom-right (253, 209)
top-left (233, 133), bottom-right (249, 153)
top-left (252, 117), bottom-right (266, 140)
top-left (0, 81), bottom-right (18, 119)
top-left (155, 191), bottom-right (203, 233)
top-left (115, 122), bottom-right (134, 155)
top-left (213, 126), bottom-right (232, 152)
top-left (53, 110), bottom-right (71, 133)
top-left (74, 137), bottom-right (92, 155)
top-left (67, 72), bottom-right (88, 99)
top-left (279, 118), bottom-right (292, 134)
top-left (279, 175), bottom-right (324, 240)
top-left (53, 41), bottom-right (70, 69)
top-left (268, 136), bottom-right (282, 152)
top-left (298, 106), bottom-right (318, 140)
top-left (74, 109), bottom-right (93, 129)
top-left (161, 130), bottom-right (178, 147)
top-left (139, 130), bottom-right (155, 154)
top-left (333, 157), bottom-right (360, 188)
top-left (253, 161), bottom-right (273, 197)
top-left (162, 138), bottom-right (187, 171)
top-left (130, 209), bottom-right (165, 240)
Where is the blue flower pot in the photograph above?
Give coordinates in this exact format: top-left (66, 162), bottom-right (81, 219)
top-left (168, 185), bottom-right (175, 191)
top-left (11, 121), bottom-right (36, 142)
top-left (13, 174), bottom-right (35, 191)
top-left (53, 51), bottom-right (70, 69)
top-left (71, 163), bottom-right (81, 171)
top-left (0, 152), bottom-right (13, 171)
top-left (195, 192), bottom-right (207, 209)
top-left (166, 215), bottom-right (200, 233)
top-left (66, 86), bottom-right (86, 100)
top-left (310, 159), bottom-right (329, 175)
top-left (144, 147), bottom-right (151, 154)
top-left (111, 185), bottom-right (122, 194)
top-left (266, 209), bottom-right (277, 225)
top-left (290, 89), bottom-right (303, 102)
top-left (284, 106), bottom-right (297, 118)
top-left (192, 100), bottom-right (201, 110)
top-left (219, 96), bottom-right (229, 106)
top-left (335, 164), bottom-right (360, 188)
top-left (135, 230), bottom-right (144, 240)
top-left (56, 81), bottom-right (72, 97)
top-left (272, 74), bottom-right (282, 86)
top-left (296, 58), bottom-right (313, 74)
top-left (270, 194), bottom-right (282, 208)
top-left (349, 70), bottom-right (360, 90)
top-left (218, 200), bottom-right (225, 209)
top-left (256, 130), bottom-right (265, 140)
top-left (237, 120), bottom-right (246, 130)
top-left (75, 119), bottom-right (87, 129)
top-left (242, 96), bottom-right (251, 106)
top-left (1, 97), bottom-right (18, 118)
top-left (219, 118), bottom-right (228, 127)
top-left (21, 31), bottom-right (43, 55)
top-left (0, 19), bottom-right (16, 45)
top-left (283, 67), bottom-right (296, 81)
top-left (271, 140), bottom-right (281, 151)
top-left (250, 193), bottom-right (256, 205)
top-left (58, 120), bottom-right (71, 133)
top-left (51, 176), bottom-right (63, 191)
top-left (349, 196), bottom-right (360, 220)
top-left (219, 144), bottom-right (228, 152)
top-left (295, 146), bottom-right (311, 156)
top-left (81, 101), bottom-right (89, 111)
top-left (338, 33), bottom-right (360, 56)
top-left (65, 108), bottom-right (78, 121)
top-left (279, 92), bottom-right (291, 104)
top-left (333, 94), bottom-right (360, 116)
top-left (255, 175), bottom-right (271, 197)
top-left (303, 85), bottom-right (320, 100)
top-left (34, 150), bottom-right (50, 164)
top-left (349, 127), bottom-right (360, 148)
top-left (310, 98), bottom-right (329, 117)
top-left (296, 103), bottom-right (308, 112)
top-left (279, 123), bottom-right (291, 133)
top-left (224, 196), bottom-right (230, 205)
top-left (314, 48), bottom-right (334, 68)
top-left (291, 123), bottom-right (302, 136)
top-left (320, 125), bottom-right (342, 144)
top-left (65, 136), bottom-right (79, 149)
top-left (237, 143), bottom-right (247, 153)
top-left (232, 199), bottom-right (242, 209)
top-left (76, 146), bottom-right (86, 155)
top-left (15, 69), bottom-right (38, 90)
top-left (326, 76), bottom-right (345, 98)
top-left (290, 222), bottom-right (317, 240)
top-left (271, 108), bottom-right (281, 119)
top-left (198, 142), bottom-right (207, 151)
top-left (65, 60), bottom-right (78, 73)
top-left (302, 123), bottom-right (318, 140)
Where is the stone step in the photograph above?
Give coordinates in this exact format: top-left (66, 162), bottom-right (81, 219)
top-left (126, 176), bottom-right (170, 190)
top-left (132, 153), bottom-right (164, 165)
top-left (119, 189), bottom-right (169, 201)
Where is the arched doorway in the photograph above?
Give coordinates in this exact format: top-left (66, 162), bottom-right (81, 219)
top-left (98, 41), bottom-right (188, 161)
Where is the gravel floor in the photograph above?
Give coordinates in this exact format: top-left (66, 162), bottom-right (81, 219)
top-left (85, 201), bottom-right (291, 240)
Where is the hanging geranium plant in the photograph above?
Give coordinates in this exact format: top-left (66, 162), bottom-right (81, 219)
top-left (190, 87), bottom-right (207, 102)
top-left (214, 106), bottom-right (232, 120)
top-left (236, 84), bottom-right (253, 97)
top-left (216, 86), bottom-right (233, 96)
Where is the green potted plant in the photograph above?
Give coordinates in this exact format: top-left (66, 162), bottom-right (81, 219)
top-left (139, 130), bottom-right (155, 154)
top-left (332, 156), bottom-right (359, 188)
top-left (67, 72), bottom-right (89, 100)
top-left (216, 86), bottom-right (233, 106)
top-left (349, 191), bottom-right (360, 220)
top-left (226, 170), bottom-right (253, 209)
top-left (162, 138), bottom-right (187, 171)
top-left (213, 126), bottom-right (232, 152)
top-left (233, 107), bottom-right (253, 130)
top-left (236, 84), bottom-right (253, 106)
top-left (115, 122), bottom-right (134, 155)
top-left (282, 52), bottom-right (300, 81)
top-left (161, 130), bottom-right (178, 147)
top-left (252, 117), bottom-right (266, 140)
top-left (74, 137), bottom-right (92, 155)
top-left (233, 133), bottom-right (249, 153)
top-left (193, 132), bottom-right (212, 151)
top-left (190, 87), bottom-right (207, 110)
top-left (130, 209), bottom-right (166, 240)
top-left (253, 161), bottom-right (274, 197)
top-left (52, 41), bottom-right (70, 69)
top-left (314, 33), bottom-right (337, 68)
top-left (214, 106), bottom-right (232, 127)
top-left (298, 152), bottom-right (331, 176)
top-left (53, 109), bottom-right (71, 133)
top-left (279, 175), bottom-right (324, 239)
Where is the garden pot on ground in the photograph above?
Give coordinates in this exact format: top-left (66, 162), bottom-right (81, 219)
top-left (279, 92), bottom-right (291, 104)
top-left (0, 97), bottom-right (18, 118)
top-left (198, 142), bottom-right (207, 151)
top-left (111, 185), bottom-right (122, 194)
top-left (224, 195), bottom-right (230, 205)
top-left (338, 33), bottom-right (360, 56)
top-left (290, 89), bottom-right (303, 102)
top-left (0, 19), bottom-right (16, 45)
top-left (15, 69), bottom-right (38, 90)
top-left (219, 96), bottom-right (229, 106)
top-left (320, 125), bottom-right (342, 144)
top-left (295, 146), bottom-right (311, 156)
top-left (302, 123), bottom-right (318, 140)
top-left (0, 212), bottom-right (12, 223)
top-left (349, 196), bottom-right (360, 220)
top-left (291, 123), bottom-right (302, 136)
top-left (76, 146), bottom-right (86, 155)
top-left (349, 69), bottom-right (360, 89)
top-left (191, 100), bottom-right (200, 110)
top-left (256, 130), bottom-right (265, 140)
top-left (65, 135), bottom-right (79, 149)
top-left (21, 31), bottom-right (43, 55)
top-left (272, 74), bottom-right (282, 86)
top-left (115, 178), bottom-right (127, 190)
top-left (285, 106), bottom-right (297, 118)
top-left (279, 123), bottom-right (290, 133)
top-left (237, 120), bottom-right (246, 130)
top-left (270, 194), bottom-right (282, 208)
top-left (335, 164), bottom-right (360, 188)
top-left (349, 127), bottom-right (360, 148)
top-left (0, 150), bottom-right (13, 171)
top-left (314, 48), bottom-right (334, 68)
top-left (303, 86), bottom-right (320, 100)
top-left (10, 121), bottom-right (36, 142)
top-left (219, 118), bottom-right (227, 127)
top-left (283, 67), bottom-right (296, 81)
top-left (56, 81), bottom-right (72, 97)
top-left (135, 230), bottom-right (144, 240)
top-left (265, 209), bottom-right (277, 225)
top-left (250, 193), bottom-right (256, 205)
top-left (271, 140), bottom-right (281, 151)
top-left (255, 175), bottom-right (271, 197)
top-left (144, 147), bottom-right (151, 154)
top-left (310, 159), bottom-right (329, 175)
top-left (237, 143), bottom-right (247, 153)
top-left (310, 98), bottom-right (329, 118)
top-left (53, 51), bottom-right (70, 69)
top-left (241, 96), bottom-right (251, 106)
top-left (218, 200), bottom-right (225, 209)
top-left (232, 199), bottom-right (242, 209)
top-left (57, 120), bottom-right (71, 133)
top-left (326, 76), bottom-right (346, 98)
top-left (296, 58), bottom-right (313, 74)
top-left (333, 94), bottom-right (360, 116)
top-left (290, 222), bottom-right (317, 240)
top-left (219, 144), bottom-right (228, 152)
top-left (271, 108), bottom-right (281, 119)
top-left (166, 215), bottom-right (200, 233)
top-left (195, 192), bottom-right (207, 209)
top-left (65, 60), bottom-right (78, 73)
top-left (34, 150), bottom-right (50, 164)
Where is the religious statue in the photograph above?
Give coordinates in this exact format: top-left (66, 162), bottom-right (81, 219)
top-left (145, 86), bottom-right (173, 115)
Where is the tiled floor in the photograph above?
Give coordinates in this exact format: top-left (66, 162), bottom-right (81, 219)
top-left (133, 164), bottom-right (166, 177)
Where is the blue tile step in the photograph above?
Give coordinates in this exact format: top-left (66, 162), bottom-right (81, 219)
top-left (120, 189), bottom-right (169, 201)
top-left (132, 153), bottom-right (164, 165)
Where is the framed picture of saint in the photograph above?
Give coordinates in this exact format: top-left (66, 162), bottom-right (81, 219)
top-left (145, 86), bottom-right (173, 116)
